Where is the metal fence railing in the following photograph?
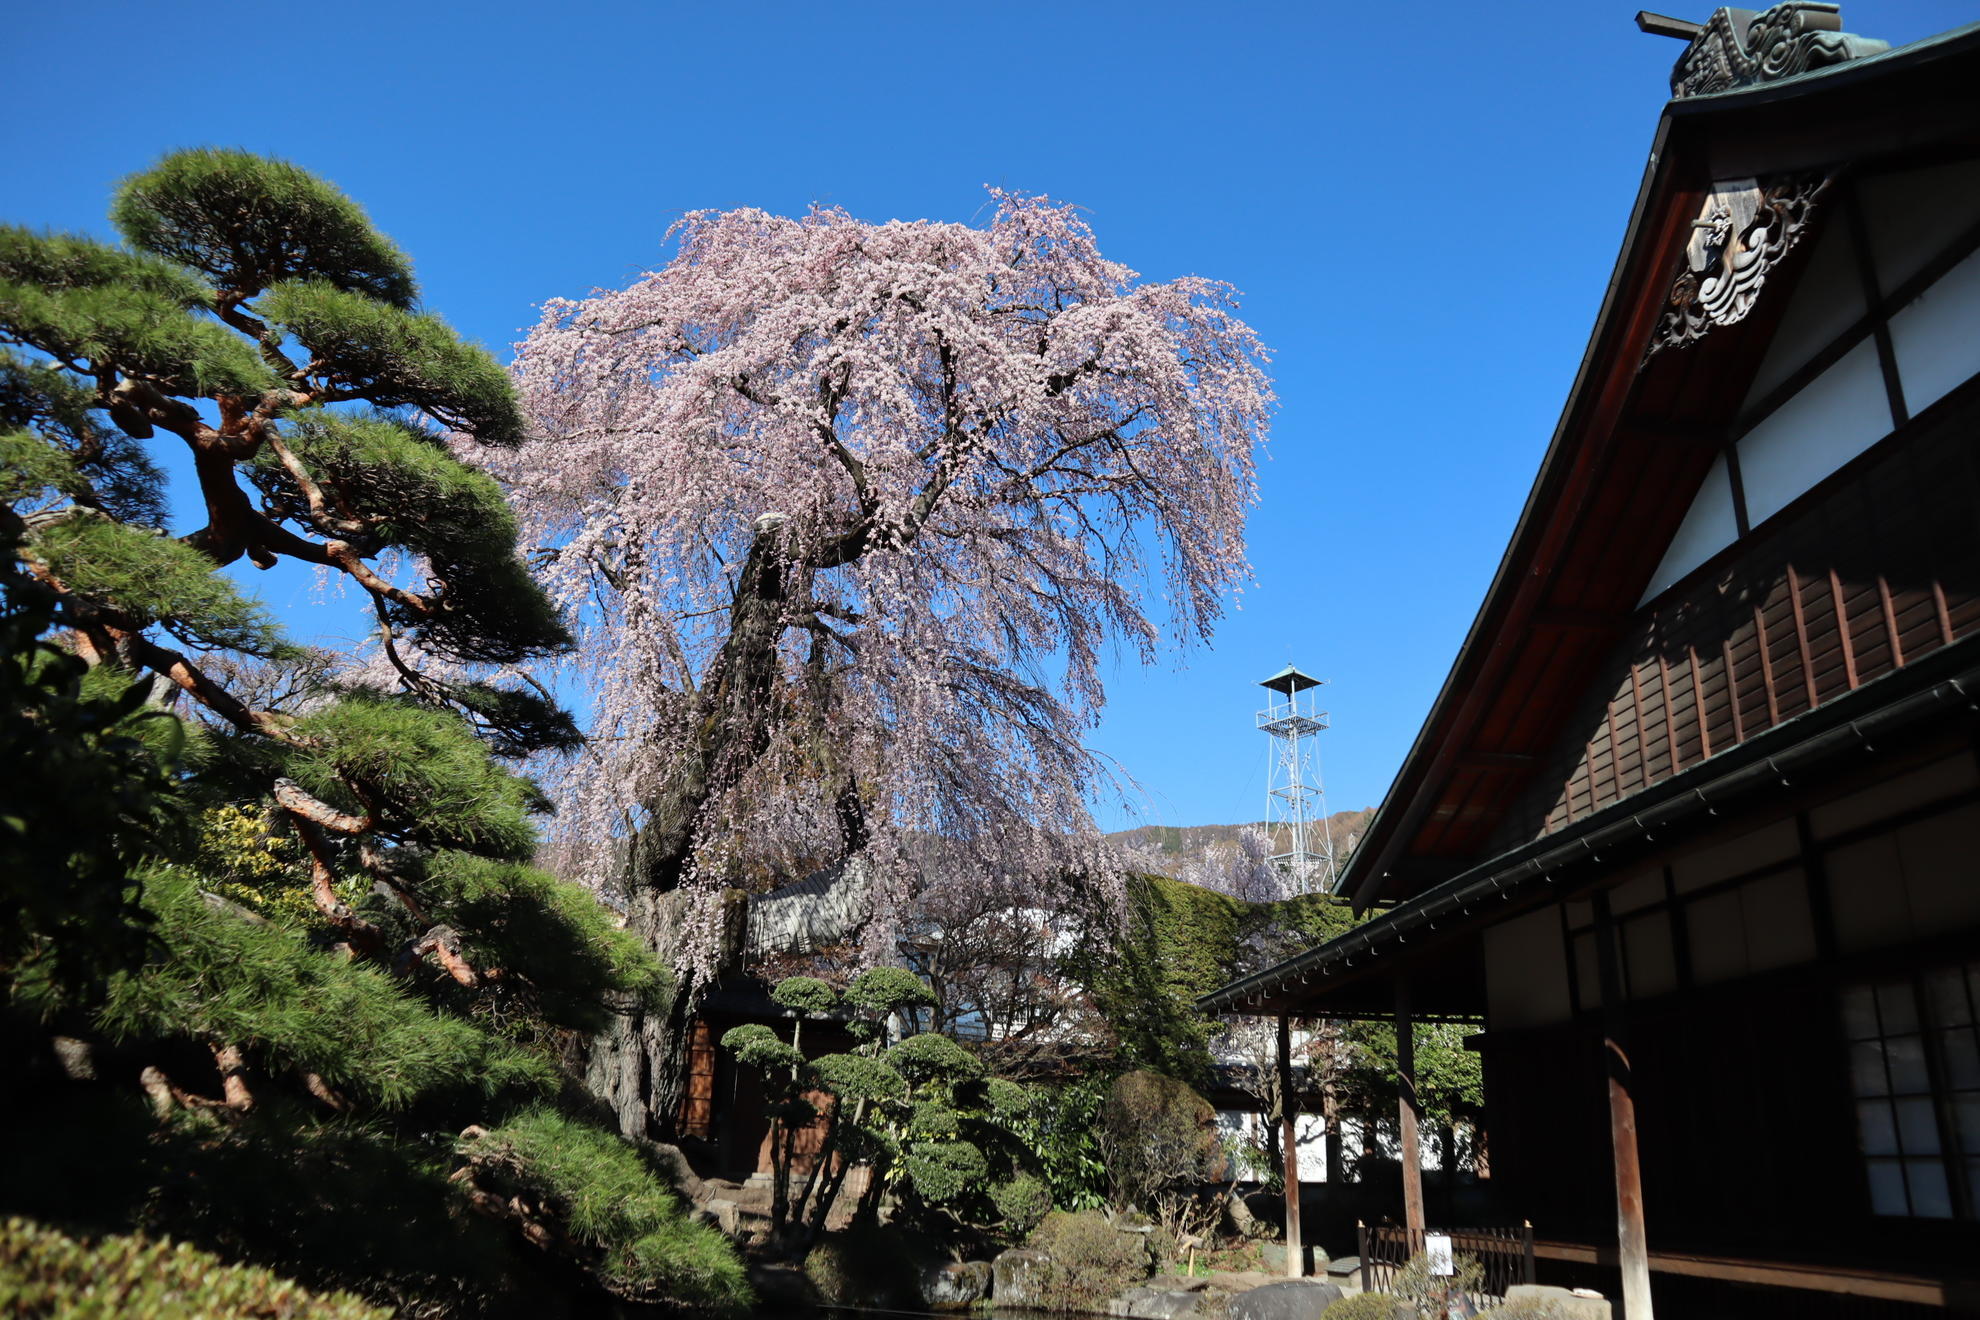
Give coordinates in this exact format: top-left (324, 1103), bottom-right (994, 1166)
top-left (1358, 1222), bottom-right (1537, 1302)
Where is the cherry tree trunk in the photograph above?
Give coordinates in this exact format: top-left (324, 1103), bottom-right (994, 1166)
top-left (586, 888), bottom-right (697, 1139)
top-left (587, 542), bottom-right (788, 1140)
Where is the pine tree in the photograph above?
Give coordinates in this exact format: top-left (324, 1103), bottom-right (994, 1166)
top-left (0, 151), bottom-right (747, 1316)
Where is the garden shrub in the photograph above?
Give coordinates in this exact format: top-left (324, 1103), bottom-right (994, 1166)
top-left (1027, 1209), bottom-right (1149, 1311)
top-left (0, 1216), bottom-right (391, 1318)
top-left (1476, 1298), bottom-right (1572, 1319)
top-left (885, 1031), bottom-right (983, 1086)
top-left (802, 1224), bottom-right (932, 1309)
top-left (770, 975), bottom-right (837, 1016)
top-left (1323, 1293), bottom-right (1406, 1320)
top-left (902, 1139), bottom-right (988, 1204)
top-left (1100, 1070), bottom-right (1224, 1195)
top-left (1021, 1074), bottom-right (1109, 1211)
top-left (843, 966), bottom-right (937, 1019)
top-left (1390, 1251), bottom-right (1486, 1319)
top-left (1097, 1070), bottom-right (1228, 1240)
top-left (989, 1172), bottom-right (1052, 1234)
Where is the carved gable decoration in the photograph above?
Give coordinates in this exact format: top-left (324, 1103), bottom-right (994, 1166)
top-left (1670, 3), bottom-right (1889, 99)
top-left (1646, 173), bottom-right (1830, 360)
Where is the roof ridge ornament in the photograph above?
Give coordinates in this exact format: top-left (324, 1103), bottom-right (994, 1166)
top-left (1664, 3), bottom-right (1889, 99)
top-left (1645, 172), bottom-right (1831, 361)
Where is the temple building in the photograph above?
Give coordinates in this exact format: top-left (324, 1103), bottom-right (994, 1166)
top-left (1203, 6), bottom-right (1980, 1316)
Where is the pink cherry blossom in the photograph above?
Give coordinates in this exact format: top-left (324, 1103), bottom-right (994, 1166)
top-left (498, 189), bottom-right (1273, 979)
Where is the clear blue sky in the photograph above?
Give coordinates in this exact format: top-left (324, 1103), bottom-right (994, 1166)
top-left (5, 1), bottom-right (1969, 833)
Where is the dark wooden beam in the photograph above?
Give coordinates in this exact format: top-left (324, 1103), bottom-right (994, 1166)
top-left (1533, 609), bottom-right (1631, 634)
top-left (1635, 11), bottom-right (1703, 40)
top-left (1456, 751), bottom-right (1541, 771)
top-left (1396, 977), bottom-right (1427, 1241)
top-left (1594, 894), bottom-right (1655, 1319)
top-left (1277, 1013), bottom-right (1304, 1278)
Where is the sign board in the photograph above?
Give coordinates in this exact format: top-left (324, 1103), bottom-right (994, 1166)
top-left (1425, 1232), bottom-right (1454, 1277)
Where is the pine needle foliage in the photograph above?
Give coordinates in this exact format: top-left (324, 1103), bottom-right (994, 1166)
top-left (424, 852), bottom-right (669, 1029)
top-left (459, 1110), bottom-right (751, 1314)
top-left (288, 695), bottom-right (540, 860)
top-left (0, 430), bottom-right (85, 509)
top-left (28, 515), bottom-right (290, 656)
top-left (0, 265), bottom-right (276, 398)
top-left (0, 593), bottom-right (186, 997)
top-left (263, 408), bottom-right (514, 562)
top-left (2, 154), bottom-right (745, 1315)
top-left (112, 148), bottom-right (418, 310)
top-left (0, 1216), bottom-right (393, 1320)
top-left (260, 282), bottom-right (523, 444)
top-left (0, 351), bottom-right (163, 525)
top-left (0, 225), bottom-right (210, 305)
top-left (2, 147), bottom-right (562, 681)
top-left (78, 867), bottom-right (557, 1109)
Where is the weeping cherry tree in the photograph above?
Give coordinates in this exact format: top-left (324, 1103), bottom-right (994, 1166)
top-left (505, 189), bottom-right (1274, 1137)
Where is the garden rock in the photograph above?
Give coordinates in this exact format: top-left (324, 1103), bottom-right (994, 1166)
top-left (1504, 1284), bottom-right (1612, 1319)
top-left (919, 1260), bottom-right (991, 1310)
top-left (699, 1197), bottom-right (741, 1234)
top-left (993, 1247), bottom-right (1052, 1309)
top-left (1112, 1284), bottom-right (1207, 1319)
top-left (1228, 1278), bottom-right (1342, 1320)
top-left (1208, 1270), bottom-right (1277, 1292)
top-left (746, 1262), bottom-right (820, 1311)
top-left (1257, 1244), bottom-right (1325, 1275)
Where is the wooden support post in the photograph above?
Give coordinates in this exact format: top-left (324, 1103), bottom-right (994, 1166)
top-left (1396, 975), bottom-right (1426, 1241)
top-left (1277, 1012), bottom-right (1303, 1278)
top-left (1594, 893), bottom-right (1654, 1320)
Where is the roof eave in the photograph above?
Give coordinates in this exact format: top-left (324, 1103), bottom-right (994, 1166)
top-left (1339, 28), bottom-right (1980, 912)
top-left (1215, 635), bottom-right (1980, 1018)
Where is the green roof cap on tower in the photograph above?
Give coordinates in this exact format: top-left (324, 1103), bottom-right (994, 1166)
top-left (1260, 664), bottom-right (1323, 696)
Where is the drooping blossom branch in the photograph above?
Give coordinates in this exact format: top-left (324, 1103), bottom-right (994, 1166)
top-left (502, 189), bottom-right (1273, 978)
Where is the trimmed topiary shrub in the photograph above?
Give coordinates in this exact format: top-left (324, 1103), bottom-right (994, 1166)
top-left (0, 1216), bottom-right (392, 1318)
top-left (885, 1032), bottom-right (983, 1087)
top-left (990, 1172), bottom-right (1053, 1234)
top-left (1027, 1209), bottom-right (1149, 1311)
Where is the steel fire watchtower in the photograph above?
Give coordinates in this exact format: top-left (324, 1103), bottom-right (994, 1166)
top-left (1257, 665), bottom-right (1337, 895)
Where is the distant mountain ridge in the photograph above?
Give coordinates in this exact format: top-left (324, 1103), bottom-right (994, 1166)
top-left (1107, 806), bottom-right (1379, 877)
